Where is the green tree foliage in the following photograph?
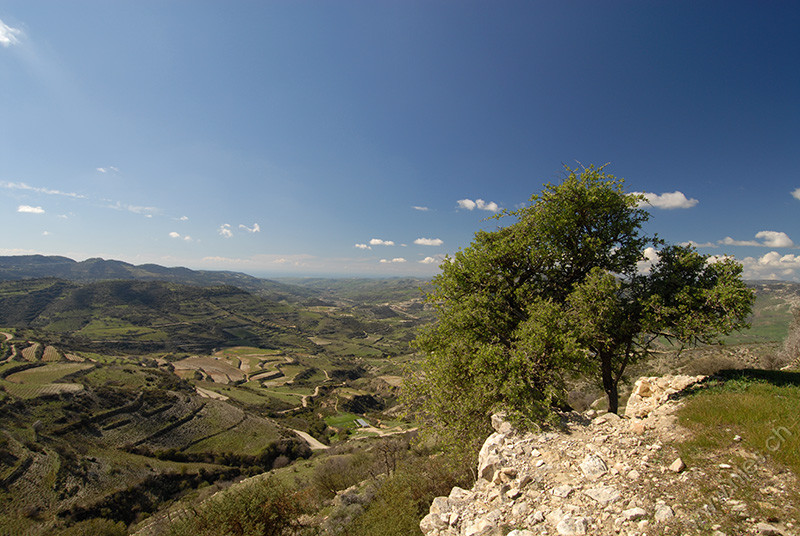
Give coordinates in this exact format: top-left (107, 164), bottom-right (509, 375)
top-left (407, 165), bottom-right (754, 443)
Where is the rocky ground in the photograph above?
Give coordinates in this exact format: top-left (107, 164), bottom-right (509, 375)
top-left (421, 375), bottom-right (799, 536)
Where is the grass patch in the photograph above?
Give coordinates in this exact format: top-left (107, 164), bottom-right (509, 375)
top-left (325, 412), bottom-right (361, 429)
top-left (676, 369), bottom-right (800, 529)
top-left (678, 371), bottom-right (800, 477)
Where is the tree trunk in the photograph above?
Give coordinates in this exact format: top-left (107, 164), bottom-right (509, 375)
top-left (601, 354), bottom-right (619, 414)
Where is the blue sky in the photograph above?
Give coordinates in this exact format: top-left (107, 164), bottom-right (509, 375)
top-left (1, 1), bottom-right (798, 279)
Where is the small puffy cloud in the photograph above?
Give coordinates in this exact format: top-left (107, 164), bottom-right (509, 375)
top-left (169, 231), bottom-right (192, 241)
top-left (756, 231), bottom-right (794, 248)
top-left (96, 166), bottom-right (119, 174)
top-left (370, 238), bottom-right (395, 246)
top-left (355, 243), bottom-right (371, 250)
top-left (179, 216), bottom-right (189, 221)
top-left (414, 237), bottom-right (443, 246)
top-left (719, 231), bottom-right (794, 248)
top-left (636, 246), bottom-right (660, 274)
top-left (42, 231), bottom-right (50, 236)
top-left (0, 19), bottom-right (22, 47)
top-left (219, 224), bottom-right (233, 238)
top-left (457, 198), bottom-right (500, 212)
top-left (239, 223), bottom-right (261, 233)
top-left (634, 191), bottom-right (698, 210)
top-left (380, 258), bottom-right (407, 264)
top-left (413, 206), bottom-right (430, 211)
top-left (18, 205), bottom-right (44, 214)
top-left (792, 188), bottom-right (800, 201)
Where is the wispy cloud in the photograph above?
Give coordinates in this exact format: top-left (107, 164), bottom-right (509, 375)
top-left (1, 181), bottom-right (85, 199)
top-left (106, 201), bottom-right (158, 216)
top-left (96, 166), bottom-right (120, 174)
top-left (380, 258), bottom-right (407, 264)
top-left (720, 231), bottom-right (794, 248)
top-left (355, 243), bottom-right (371, 250)
top-left (18, 205), bottom-right (44, 214)
top-left (457, 198), bottom-right (499, 212)
top-left (412, 206), bottom-right (430, 212)
top-left (219, 224), bottom-right (233, 238)
top-left (239, 223), bottom-right (261, 233)
top-left (370, 238), bottom-right (395, 246)
top-left (0, 19), bottom-right (22, 47)
top-left (633, 191), bottom-right (698, 210)
top-left (680, 240), bottom-right (718, 248)
top-left (414, 237), bottom-right (443, 246)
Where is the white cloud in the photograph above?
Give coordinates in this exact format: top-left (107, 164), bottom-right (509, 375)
top-left (680, 240), bottom-right (718, 248)
top-left (42, 231), bottom-right (50, 236)
top-left (413, 206), bottom-right (430, 211)
top-left (414, 237), bottom-right (443, 246)
top-left (457, 198), bottom-right (500, 212)
top-left (755, 231), bottom-right (794, 248)
top-left (169, 231), bottom-right (181, 239)
top-left (0, 19), bottom-right (21, 47)
top-left (96, 166), bottom-right (119, 174)
top-left (792, 188), bottom-right (800, 201)
top-left (239, 223), bottom-right (261, 233)
top-left (634, 191), bottom-right (698, 210)
top-left (636, 246), bottom-right (660, 274)
top-left (355, 243), bottom-right (371, 250)
top-left (380, 258), bottom-right (407, 264)
top-left (720, 236), bottom-right (760, 247)
top-left (1, 181), bottom-right (85, 199)
top-left (741, 251), bottom-right (800, 281)
top-left (370, 238), bottom-right (395, 246)
top-left (18, 205), bottom-right (44, 214)
top-left (419, 256), bottom-right (446, 265)
top-left (179, 216), bottom-right (189, 221)
top-left (719, 231), bottom-right (794, 248)
top-left (219, 224), bottom-right (233, 238)
top-left (107, 201), bottom-right (158, 216)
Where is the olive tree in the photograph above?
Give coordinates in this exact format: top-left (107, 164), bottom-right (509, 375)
top-left (406, 165), bottom-right (753, 443)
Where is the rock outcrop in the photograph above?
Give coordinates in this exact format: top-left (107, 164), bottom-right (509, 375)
top-left (421, 375), bottom-right (798, 536)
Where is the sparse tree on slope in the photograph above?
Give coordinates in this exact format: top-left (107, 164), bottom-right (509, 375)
top-left (407, 165), bottom-right (753, 444)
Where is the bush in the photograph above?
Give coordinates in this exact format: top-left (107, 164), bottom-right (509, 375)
top-left (166, 477), bottom-right (308, 536)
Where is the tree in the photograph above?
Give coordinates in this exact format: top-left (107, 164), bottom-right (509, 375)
top-left (406, 165), bottom-right (753, 444)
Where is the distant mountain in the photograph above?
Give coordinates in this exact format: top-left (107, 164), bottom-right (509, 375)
top-left (0, 255), bottom-right (313, 302)
top-left (0, 278), bottom-right (314, 353)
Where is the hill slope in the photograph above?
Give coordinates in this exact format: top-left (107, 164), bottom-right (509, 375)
top-left (0, 255), bottom-right (313, 302)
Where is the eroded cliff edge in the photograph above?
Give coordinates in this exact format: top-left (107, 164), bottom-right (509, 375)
top-left (421, 375), bottom-right (798, 536)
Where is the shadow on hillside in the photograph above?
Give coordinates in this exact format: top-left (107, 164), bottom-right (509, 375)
top-left (712, 368), bottom-right (800, 387)
top-left (666, 368), bottom-right (800, 404)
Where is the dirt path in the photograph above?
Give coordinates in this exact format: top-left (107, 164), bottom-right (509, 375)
top-left (0, 332), bottom-right (12, 341)
top-left (292, 429), bottom-right (329, 450)
top-left (195, 387), bottom-right (229, 400)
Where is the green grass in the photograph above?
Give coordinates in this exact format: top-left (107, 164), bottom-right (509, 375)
top-left (77, 317), bottom-right (168, 340)
top-left (677, 370), bottom-right (800, 530)
top-left (678, 370), bottom-right (800, 482)
top-left (325, 412), bottom-right (361, 429)
top-left (6, 362), bottom-right (93, 384)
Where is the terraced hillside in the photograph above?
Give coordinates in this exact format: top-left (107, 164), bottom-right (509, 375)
top-left (0, 354), bottom-right (310, 535)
